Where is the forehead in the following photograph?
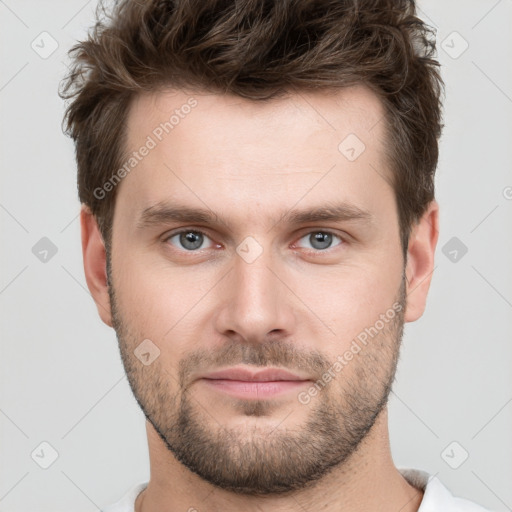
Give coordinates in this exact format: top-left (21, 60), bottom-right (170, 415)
top-left (126, 84), bottom-right (386, 151)
top-left (118, 84), bottom-right (393, 227)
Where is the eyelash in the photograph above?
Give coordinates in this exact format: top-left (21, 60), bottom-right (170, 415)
top-left (162, 228), bottom-right (346, 254)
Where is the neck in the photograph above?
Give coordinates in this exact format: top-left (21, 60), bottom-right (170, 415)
top-left (136, 407), bottom-right (423, 512)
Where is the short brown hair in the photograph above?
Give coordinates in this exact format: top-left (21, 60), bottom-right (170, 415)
top-left (61, 0), bottom-right (444, 257)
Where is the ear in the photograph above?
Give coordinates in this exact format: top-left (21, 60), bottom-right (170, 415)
top-left (80, 204), bottom-right (113, 327)
top-left (404, 200), bottom-right (439, 323)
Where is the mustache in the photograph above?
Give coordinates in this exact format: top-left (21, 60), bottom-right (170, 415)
top-left (178, 339), bottom-right (332, 389)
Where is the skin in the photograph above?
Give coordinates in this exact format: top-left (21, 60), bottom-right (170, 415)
top-left (81, 84), bottom-right (439, 512)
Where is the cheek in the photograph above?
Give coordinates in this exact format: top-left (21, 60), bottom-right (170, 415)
top-left (111, 248), bottom-right (216, 343)
top-left (293, 256), bottom-right (403, 350)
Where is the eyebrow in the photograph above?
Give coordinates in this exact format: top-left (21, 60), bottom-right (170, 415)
top-left (136, 200), bottom-right (374, 231)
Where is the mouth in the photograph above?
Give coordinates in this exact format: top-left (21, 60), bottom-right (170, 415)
top-left (198, 367), bottom-right (311, 399)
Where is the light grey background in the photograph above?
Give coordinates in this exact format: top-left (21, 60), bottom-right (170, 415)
top-left (1, 1), bottom-right (511, 511)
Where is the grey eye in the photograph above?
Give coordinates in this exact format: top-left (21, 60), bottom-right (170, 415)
top-left (169, 231), bottom-right (210, 251)
top-left (298, 231), bottom-right (342, 251)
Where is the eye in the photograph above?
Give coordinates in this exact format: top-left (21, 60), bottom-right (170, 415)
top-left (295, 231), bottom-right (344, 251)
top-left (163, 229), bottom-right (344, 254)
top-left (165, 230), bottom-right (215, 251)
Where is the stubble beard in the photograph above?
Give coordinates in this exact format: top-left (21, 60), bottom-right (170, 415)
top-left (108, 256), bottom-right (406, 496)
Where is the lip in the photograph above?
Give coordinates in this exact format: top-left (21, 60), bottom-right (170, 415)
top-left (201, 367), bottom-right (308, 382)
top-left (198, 367), bottom-right (311, 400)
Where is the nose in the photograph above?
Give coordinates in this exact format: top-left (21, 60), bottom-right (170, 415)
top-left (213, 242), bottom-right (296, 345)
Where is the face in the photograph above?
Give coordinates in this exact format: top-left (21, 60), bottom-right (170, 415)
top-left (107, 85), bottom-right (408, 495)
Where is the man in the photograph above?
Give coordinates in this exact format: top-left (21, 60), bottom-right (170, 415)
top-left (61, 0), bottom-right (494, 510)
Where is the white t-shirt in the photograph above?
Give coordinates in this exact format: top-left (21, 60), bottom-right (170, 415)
top-left (102, 468), bottom-right (495, 512)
